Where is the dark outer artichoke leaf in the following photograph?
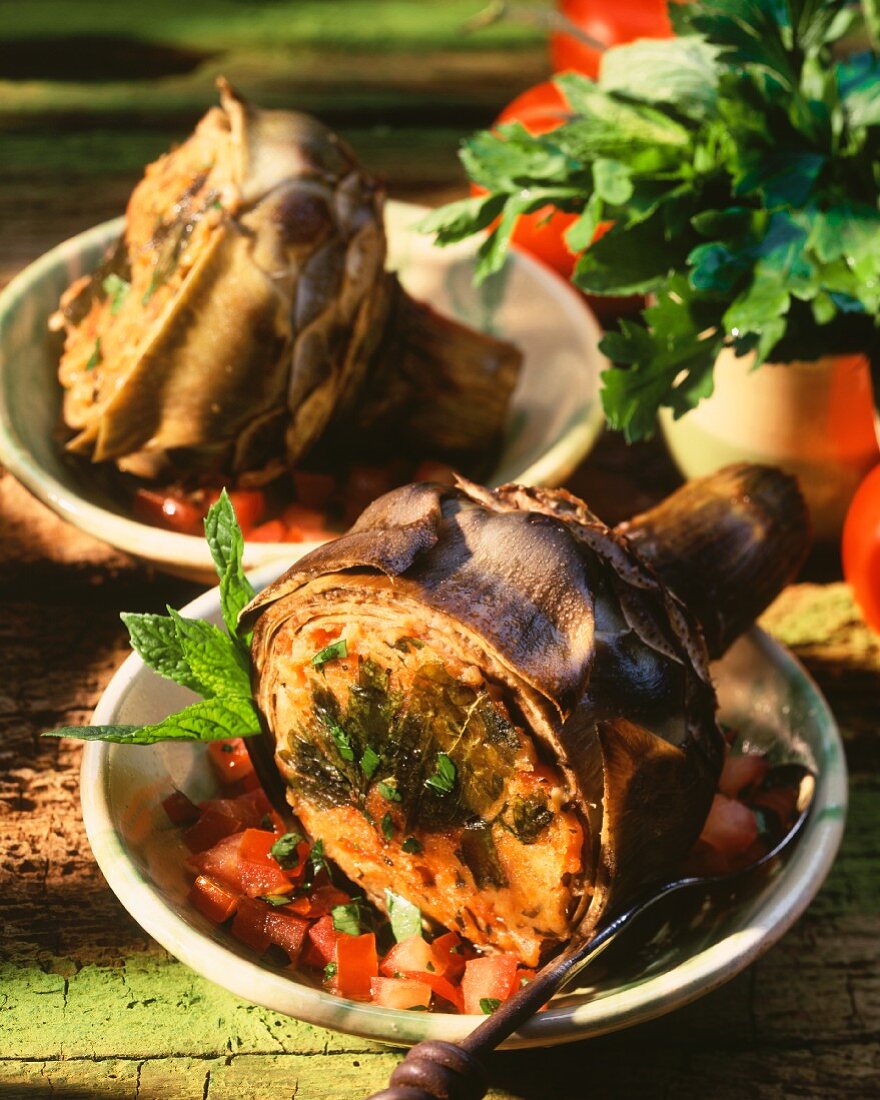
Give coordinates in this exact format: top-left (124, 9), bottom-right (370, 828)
top-left (244, 481), bottom-right (597, 717)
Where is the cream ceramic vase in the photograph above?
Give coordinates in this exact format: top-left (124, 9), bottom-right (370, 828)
top-left (659, 349), bottom-right (879, 541)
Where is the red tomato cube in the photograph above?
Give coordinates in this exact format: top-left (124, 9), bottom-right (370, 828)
top-left (718, 753), bottom-right (769, 799)
top-left (161, 789), bottom-right (201, 826)
top-left (183, 806), bottom-right (244, 853)
top-left (249, 519), bottom-right (287, 543)
top-left (264, 909), bottom-right (310, 964)
top-left (188, 874), bottom-right (241, 924)
top-left (461, 955), bottom-right (520, 1016)
top-left (431, 931), bottom-right (466, 982)
top-left (207, 739), bottom-right (256, 786)
top-left (304, 914), bottom-right (341, 968)
top-left (380, 935), bottom-right (438, 978)
top-left (336, 932), bottom-right (379, 1001)
top-left (231, 897), bottom-right (273, 952)
top-left (370, 977), bottom-right (432, 1010)
top-left (699, 794), bottom-right (760, 856)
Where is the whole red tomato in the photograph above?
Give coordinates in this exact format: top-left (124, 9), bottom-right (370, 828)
top-left (842, 462), bottom-right (880, 633)
top-left (551, 0), bottom-right (674, 77)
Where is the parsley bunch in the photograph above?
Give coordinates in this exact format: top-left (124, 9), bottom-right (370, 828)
top-left (421, 0), bottom-right (880, 440)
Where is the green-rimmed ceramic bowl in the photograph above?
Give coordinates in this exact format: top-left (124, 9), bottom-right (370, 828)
top-left (0, 201), bottom-right (605, 581)
top-left (79, 563), bottom-right (847, 1049)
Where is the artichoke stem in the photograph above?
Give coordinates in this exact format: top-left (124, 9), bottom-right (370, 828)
top-left (617, 464), bottom-right (811, 659)
top-left (328, 275), bottom-right (522, 474)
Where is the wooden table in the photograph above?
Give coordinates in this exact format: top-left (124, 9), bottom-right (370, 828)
top-left (2, 6), bottom-right (880, 1096)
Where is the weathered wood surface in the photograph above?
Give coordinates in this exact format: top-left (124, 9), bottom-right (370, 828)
top-left (2, 6), bottom-right (880, 1096)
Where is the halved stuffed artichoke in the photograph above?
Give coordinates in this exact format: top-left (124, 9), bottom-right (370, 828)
top-left (53, 81), bottom-right (521, 485)
top-left (241, 464), bottom-right (809, 965)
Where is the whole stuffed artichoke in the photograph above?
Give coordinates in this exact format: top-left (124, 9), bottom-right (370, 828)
top-left (241, 464), bottom-right (809, 965)
top-left (53, 81), bottom-right (521, 485)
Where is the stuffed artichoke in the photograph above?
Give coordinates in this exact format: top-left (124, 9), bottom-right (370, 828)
top-left (241, 464), bottom-right (809, 966)
top-left (53, 81), bottom-right (521, 485)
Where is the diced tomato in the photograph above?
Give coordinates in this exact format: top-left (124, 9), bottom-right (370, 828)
top-left (431, 931), bottom-right (466, 982)
top-left (412, 460), bottom-right (456, 486)
top-left (249, 519), bottom-right (287, 543)
top-left (379, 935), bottom-right (463, 1010)
top-left (699, 794), bottom-right (760, 856)
top-left (188, 874), bottom-right (241, 924)
top-left (161, 789), bottom-right (201, 826)
top-left (133, 488), bottom-right (204, 536)
top-left (304, 914), bottom-right (341, 968)
top-left (718, 753), bottom-right (769, 799)
top-left (207, 739), bottom-right (256, 786)
top-left (231, 787), bottom-right (278, 828)
top-left (231, 897), bottom-right (273, 953)
top-left (264, 908), bottom-right (310, 964)
top-left (342, 464), bottom-right (398, 526)
top-left (370, 976), bottom-right (433, 1010)
top-left (461, 954), bottom-right (520, 1016)
top-left (380, 935), bottom-right (438, 978)
top-left (183, 805), bottom-right (244, 853)
top-left (195, 829), bottom-right (296, 898)
top-left (281, 502), bottom-right (331, 542)
top-left (336, 932), bottom-right (379, 1001)
top-left (291, 469), bottom-right (337, 510)
top-left (286, 885), bottom-right (352, 919)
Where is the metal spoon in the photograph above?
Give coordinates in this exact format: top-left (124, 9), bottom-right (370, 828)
top-left (366, 764), bottom-right (816, 1100)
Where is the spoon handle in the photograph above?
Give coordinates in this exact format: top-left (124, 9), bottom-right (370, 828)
top-left (364, 903), bottom-right (648, 1100)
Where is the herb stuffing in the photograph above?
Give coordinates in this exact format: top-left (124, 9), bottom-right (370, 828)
top-left (421, 0), bottom-right (880, 438)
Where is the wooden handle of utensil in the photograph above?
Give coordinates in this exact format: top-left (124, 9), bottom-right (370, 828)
top-left (365, 1040), bottom-right (489, 1100)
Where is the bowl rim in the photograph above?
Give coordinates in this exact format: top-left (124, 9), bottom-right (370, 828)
top-left (79, 562), bottom-right (848, 1049)
top-left (0, 203), bottom-right (605, 575)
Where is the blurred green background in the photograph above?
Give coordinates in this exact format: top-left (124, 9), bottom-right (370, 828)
top-left (0, 0), bottom-right (549, 279)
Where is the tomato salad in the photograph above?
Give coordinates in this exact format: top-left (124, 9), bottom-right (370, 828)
top-left (132, 460), bottom-right (456, 543)
top-left (164, 732), bottom-right (794, 1016)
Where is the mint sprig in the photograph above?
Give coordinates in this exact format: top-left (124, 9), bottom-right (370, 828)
top-left (422, 0), bottom-right (880, 440)
top-left (44, 492), bottom-right (260, 745)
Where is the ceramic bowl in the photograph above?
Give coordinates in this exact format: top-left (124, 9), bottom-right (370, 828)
top-left (0, 201), bottom-right (605, 581)
top-left (80, 563), bottom-right (847, 1049)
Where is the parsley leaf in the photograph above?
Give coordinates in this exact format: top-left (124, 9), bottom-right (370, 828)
top-left (270, 832), bottom-right (304, 870)
top-left (359, 746), bottom-right (381, 780)
top-left (381, 812), bottom-right (394, 841)
top-left (311, 638), bottom-right (348, 670)
top-left (422, 0), bottom-right (880, 438)
top-left (401, 836), bottom-right (423, 854)
top-left (424, 753), bottom-right (456, 796)
top-left (328, 721), bottom-right (355, 763)
top-left (323, 961), bottom-right (338, 982)
top-left (377, 780), bottom-right (402, 803)
top-left (480, 997), bottom-right (502, 1015)
top-left (384, 889), bottom-right (422, 943)
top-left (332, 902), bottom-right (362, 937)
top-left (102, 273), bottom-right (130, 315)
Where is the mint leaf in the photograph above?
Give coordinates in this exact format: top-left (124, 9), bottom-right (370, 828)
top-left (424, 753), bottom-right (456, 796)
top-left (166, 607), bottom-right (251, 698)
top-left (204, 490), bottom-right (255, 643)
top-left (384, 889), bottom-right (422, 943)
top-left (120, 611), bottom-right (200, 692)
top-left (45, 695), bottom-right (261, 745)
